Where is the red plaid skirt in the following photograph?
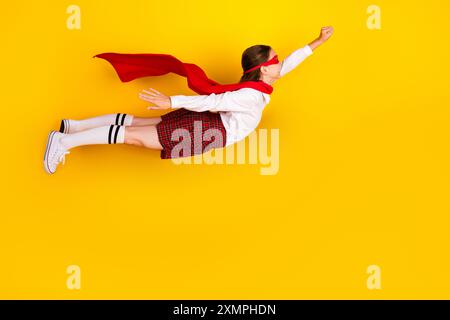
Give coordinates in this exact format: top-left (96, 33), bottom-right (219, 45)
top-left (156, 108), bottom-right (227, 159)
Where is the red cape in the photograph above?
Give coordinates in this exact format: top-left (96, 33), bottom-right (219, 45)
top-left (93, 52), bottom-right (273, 95)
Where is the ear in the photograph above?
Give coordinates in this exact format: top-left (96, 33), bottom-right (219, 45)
top-left (260, 66), bottom-right (268, 74)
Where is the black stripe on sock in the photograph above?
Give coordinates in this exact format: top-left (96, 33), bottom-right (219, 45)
top-left (115, 113), bottom-right (121, 125)
top-left (120, 113), bottom-right (127, 126)
top-left (113, 125), bottom-right (121, 144)
top-left (108, 125), bottom-right (114, 144)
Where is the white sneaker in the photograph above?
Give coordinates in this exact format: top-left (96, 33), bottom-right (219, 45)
top-left (44, 131), bottom-right (71, 174)
top-left (59, 119), bottom-right (78, 134)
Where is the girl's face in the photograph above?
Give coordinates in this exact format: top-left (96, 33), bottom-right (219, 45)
top-left (260, 48), bottom-right (282, 82)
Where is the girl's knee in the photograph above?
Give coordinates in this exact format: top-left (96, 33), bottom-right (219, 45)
top-left (125, 126), bottom-right (161, 149)
top-left (124, 126), bottom-right (144, 146)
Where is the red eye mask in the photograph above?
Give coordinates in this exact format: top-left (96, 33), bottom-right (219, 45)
top-left (243, 55), bottom-right (279, 74)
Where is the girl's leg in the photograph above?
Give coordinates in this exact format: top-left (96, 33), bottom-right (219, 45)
top-left (61, 113), bottom-right (133, 133)
top-left (131, 116), bottom-right (162, 126)
top-left (124, 125), bottom-right (163, 149)
top-left (59, 125), bottom-right (162, 150)
top-left (61, 113), bottom-right (162, 133)
top-left (45, 125), bottom-right (163, 174)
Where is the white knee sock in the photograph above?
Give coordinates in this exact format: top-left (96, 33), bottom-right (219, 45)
top-left (70, 113), bottom-right (134, 132)
top-left (60, 125), bottom-right (126, 150)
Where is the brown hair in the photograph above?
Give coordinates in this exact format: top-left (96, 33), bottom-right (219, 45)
top-left (239, 45), bottom-right (272, 83)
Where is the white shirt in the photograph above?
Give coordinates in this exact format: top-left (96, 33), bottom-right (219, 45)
top-left (169, 45), bottom-right (313, 146)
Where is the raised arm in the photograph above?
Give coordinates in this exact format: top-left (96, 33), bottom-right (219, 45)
top-left (139, 88), bottom-right (261, 112)
top-left (279, 45), bottom-right (313, 77)
top-left (280, 26), bottom-right (334, 77)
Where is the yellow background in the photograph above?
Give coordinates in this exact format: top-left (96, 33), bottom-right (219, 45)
top-left (1, 0), bottom-right (449, 299)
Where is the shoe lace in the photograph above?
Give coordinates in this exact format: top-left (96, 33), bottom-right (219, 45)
top-left (58, 150), bottom-right (70, 165)
top-left (51, 149), bottom-right (70, 166)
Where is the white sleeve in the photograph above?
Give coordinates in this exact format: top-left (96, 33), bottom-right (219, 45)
top-left (279, 45), bottom-right (313, 77)
top-left (169, 90), bottom-right (260, 112)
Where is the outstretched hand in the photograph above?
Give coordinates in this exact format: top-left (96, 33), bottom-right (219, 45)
top-left (139, 88), bottom-right (172, 110)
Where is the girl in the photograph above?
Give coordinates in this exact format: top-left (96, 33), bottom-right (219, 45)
top-left (44, 26), bottom-right (334, 174)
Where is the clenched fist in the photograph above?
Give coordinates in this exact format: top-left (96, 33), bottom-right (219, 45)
top-left (319, 26), bottom-right (334, 42)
